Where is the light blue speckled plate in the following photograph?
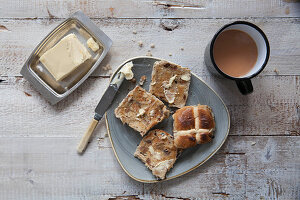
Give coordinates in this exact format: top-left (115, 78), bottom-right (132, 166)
top-left (105, 56), bottom-right (230, 183)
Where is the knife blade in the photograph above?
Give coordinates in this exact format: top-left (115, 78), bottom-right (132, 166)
top-left (94, 72), bottom-right (124, 121)
top-left (77, 72), bottom-right (125, 154)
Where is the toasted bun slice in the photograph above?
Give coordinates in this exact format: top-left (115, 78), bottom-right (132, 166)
top-left (134, 129), bottom-right (177, 180)
top-left (173, 105), bottom-right (215, 149)
top-left (115, 86), bottom-right (169, 136)
top-left (149, 60), bottom-right (191, 108)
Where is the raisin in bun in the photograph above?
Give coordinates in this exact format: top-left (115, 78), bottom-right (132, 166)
top-left (134, 129), bottom-right (177, 180)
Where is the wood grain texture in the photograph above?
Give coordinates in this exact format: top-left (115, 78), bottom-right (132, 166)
top-left (0, 76), bottom-right (299, 137)
top-left (0, 0), bottom-right (299, 19)
top-left (0, 77), bottom-right (110, 137)
top-left (0, 18), bottom-right (299, 76)
top-left (154, 136), bottom-right (300, 200)
top-left (0, 136), bottom-right (299, 199)
top-left (1, 0), bottom-right (300, 199)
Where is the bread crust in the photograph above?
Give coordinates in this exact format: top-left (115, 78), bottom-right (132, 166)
top-left (149, 60), bottom-right (191, 108)
top-left (173, 105), bottom-right (215, 149)
top-left (134, 129), bottom-right (177, 180)
top-left (115, 86), bottom-right (169, 136)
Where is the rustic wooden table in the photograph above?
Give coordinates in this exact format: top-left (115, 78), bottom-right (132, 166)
top-left (0, 1), bottom-right (299, 199)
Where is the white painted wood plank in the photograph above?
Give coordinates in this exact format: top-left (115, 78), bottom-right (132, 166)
top-left (0, 0), bottom-right (299, 19)
top-left (0, 136), bottom-right (298, 199)
top-left (0, 2), bottom-right (299, 199)
top-left (0, 137), bottom-right (143, 200)
top-left (0, 76), bottom-right (299, 137)
top-left (153, 136), bottom-right (300, 200)
top-left (0, 77), bottom-right (110, 138)
top-left (0, 18), bottom-right (299, 76)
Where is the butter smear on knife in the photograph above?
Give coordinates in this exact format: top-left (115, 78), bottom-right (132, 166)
top-left (120, 61), bottom-right (134, 80)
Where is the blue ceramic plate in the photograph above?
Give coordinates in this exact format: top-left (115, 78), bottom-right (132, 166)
top-left (105, 56), bottom-right (230, 183)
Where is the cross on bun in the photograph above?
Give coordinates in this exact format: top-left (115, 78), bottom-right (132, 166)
top-left (173, 105), bottom-right (215, 149)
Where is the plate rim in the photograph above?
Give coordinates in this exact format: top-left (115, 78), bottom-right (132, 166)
top-left (104, 56), bottom-right (230, 183)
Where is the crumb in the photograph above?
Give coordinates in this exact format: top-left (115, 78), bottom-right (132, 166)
top-left (146, 51), bottom-right (152, 57)
top-left (24, 92), bottom-right (32, 97)
top-left (274, 69), bottom-right (279, 75)
top-left (104, 133), bottom-right (109, 137)
top-left (103, 64), bottom-right (112, 71)
top-left (169, 53), bottom-right (172, 56)
top-left (138, 41), bottom-right (143, 47)
top-left (133, 30), bottom-right (137, 34)
top-left (180, 47), bottom-right (184, 51)
top-left (251, 142), bottom-right (256, 146)
top-left (106, 64), bottom-right (112, 70)
top-left (285, 6), bottom-right (290, 15)
top-left (108, 70), bottom-right (113, 76)
top-left (130, 78), bottom-right (136, 83)
top-left (170, 110), bottom-right (175, 115)
top-left (150, 44), bottom-right (155, 48)
top-left (139, 75), bottom-right (147, 86)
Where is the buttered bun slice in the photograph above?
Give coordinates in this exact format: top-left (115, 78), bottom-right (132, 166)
top-left (115, 86), bottom-right (169, 136)
top-left (173, 105), bottom-right (215, 149)
top-left (134, 129), bottom-right (178, 180)
top-left (149, 60), bottom-right (191, 108)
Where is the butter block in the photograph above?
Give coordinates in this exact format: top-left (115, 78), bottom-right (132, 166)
top-left (87, 38), bottom-right (99, 52)
top-left (40, 34), bottom-right (91, 81)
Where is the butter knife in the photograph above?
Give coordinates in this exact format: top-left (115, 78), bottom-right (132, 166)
top-left (77, 72), bottom-right (125, 154)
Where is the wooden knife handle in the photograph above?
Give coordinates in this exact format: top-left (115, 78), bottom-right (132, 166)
top-left (77, 118), bottom-right (99, 154)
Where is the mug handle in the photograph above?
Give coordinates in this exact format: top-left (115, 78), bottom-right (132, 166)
top-left (236, 79), bottom-right (253, 95)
